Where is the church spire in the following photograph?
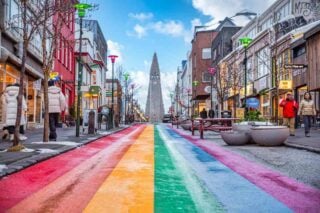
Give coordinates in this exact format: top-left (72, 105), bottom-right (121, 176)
top-left (145, 52), bottom-right (164, 122)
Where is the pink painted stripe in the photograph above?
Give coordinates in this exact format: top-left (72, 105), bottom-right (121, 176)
top-left (171, 127), bottom-right (320, 212)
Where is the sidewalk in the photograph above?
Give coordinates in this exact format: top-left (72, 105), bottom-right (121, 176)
top-left (285, 127), bottom-right (320, 153)
top-left (0, 125), bottom-right (129, 178)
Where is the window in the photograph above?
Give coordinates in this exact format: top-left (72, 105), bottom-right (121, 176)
top-left (202, 71), bottom-right (212, 82)
top-left (275, 2), bottom-right (291, 22)
top-left (256, 47), bottom-right (271, 78)
top-left (293, 45), bottom-right (306, 58)
top-left (202, 48), bottom-right (211, 59)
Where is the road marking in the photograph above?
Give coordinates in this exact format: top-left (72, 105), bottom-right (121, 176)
top-left (84, 125), bottom-right (154, 212)
top-left (170, 126), bottom-right (320, 212)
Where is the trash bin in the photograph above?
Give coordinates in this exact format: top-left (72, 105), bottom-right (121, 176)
top-left (221, 111), bottom-right (231, 118)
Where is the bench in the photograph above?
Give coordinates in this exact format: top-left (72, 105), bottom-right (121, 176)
top-left (192, 118), bottom-right (239, 139)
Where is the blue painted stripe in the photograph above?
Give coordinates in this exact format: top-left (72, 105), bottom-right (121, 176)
top-left (159, 125), bottom-right (292, 213)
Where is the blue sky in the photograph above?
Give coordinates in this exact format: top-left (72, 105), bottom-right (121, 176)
top-left (89, 0), bottom-right (276, 111)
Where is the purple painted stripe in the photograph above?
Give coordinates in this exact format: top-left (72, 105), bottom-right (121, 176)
top-left (171, 127), bottom-right (320, 212)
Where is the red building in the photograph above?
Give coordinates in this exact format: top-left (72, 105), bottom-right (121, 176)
top-left (190, 29), bottom-right (218, 116)
top-left (53, 3), bottom-right (76, 117)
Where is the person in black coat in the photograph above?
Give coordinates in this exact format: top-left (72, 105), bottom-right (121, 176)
top-left (200, 108), bottom-right (208, 119)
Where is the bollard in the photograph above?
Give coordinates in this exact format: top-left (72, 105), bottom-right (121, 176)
top-left (88, 110), bottom-right (95, 134)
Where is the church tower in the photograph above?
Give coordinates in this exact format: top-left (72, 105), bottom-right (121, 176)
top-left (145, 53), bottom-right (164, 122)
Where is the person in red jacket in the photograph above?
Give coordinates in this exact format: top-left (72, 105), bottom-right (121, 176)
top-left (279, 93), bottom-right (299, 136)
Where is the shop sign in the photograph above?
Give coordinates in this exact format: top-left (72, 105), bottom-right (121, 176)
top-left (247, 98), bottom-right (260, 109)
top-left (49, 72), bottom-right (59, 80)
top-left (279, 80), bottom-right (293, 90)
top-left (284, 64), bottom-right (308, 69)
top-left (204, 86), bottom-right (211, 94)
top-left (236, 108), bottom-right (245, 119)
top-left (292, 68), bottom-right (306, 76)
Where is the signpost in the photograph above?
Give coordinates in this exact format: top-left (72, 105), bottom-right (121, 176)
top-left (284, 64), bottom-right (308, 69)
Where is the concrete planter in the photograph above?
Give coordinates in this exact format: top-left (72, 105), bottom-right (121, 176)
top-left (221, 131), bottom-right (250, 145)
top-left (250, 126), bottom-right (289, 146)
top-left (233, 122), bottom-right (275, 143)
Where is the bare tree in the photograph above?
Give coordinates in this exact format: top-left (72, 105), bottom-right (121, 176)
top-left (5, 0), bottom-right (74, 150)
top-left (38, 0), bottom-right (74, 142)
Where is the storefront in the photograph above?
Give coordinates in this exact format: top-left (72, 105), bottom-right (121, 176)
top-left (0, 62), bottom-right (43, 129)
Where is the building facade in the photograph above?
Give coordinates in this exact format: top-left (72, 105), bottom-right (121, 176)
top-left (0, 0), bottom-right (44, 128)
top-left (190, 30), bottom-right (218, 117)
top-left (75, 19), bottom-right (108, 120)
top-left (218, 0), bottom-right (320, 121)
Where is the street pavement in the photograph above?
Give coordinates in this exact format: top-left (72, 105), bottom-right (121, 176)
top-left (0, 125), bottom-right (129, 178)
top-left (0, 124), bottom-right (319, 212)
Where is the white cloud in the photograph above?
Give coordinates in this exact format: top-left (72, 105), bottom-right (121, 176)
top-left (128, 12), bottom-right (154, 22)
top-left (151, 21), bottom-right (185, 37)
top-left (192, 0), bottom-right (277, 26)
top-left (107, 40), bottom-right (124, 78)
top-left (184, 18), bottom-right (202, 43)
top-left (133, 24), bottom-right (147, 38)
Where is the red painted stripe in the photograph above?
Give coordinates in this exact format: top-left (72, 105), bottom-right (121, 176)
top-left (0, 125), bottom-right (144, 211)
top-left (171, 127), bottom-right (320, 212)
top-left (8, 125), bottom-right (146, 212)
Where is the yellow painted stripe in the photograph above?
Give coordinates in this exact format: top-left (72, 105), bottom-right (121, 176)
top-left (84, 125), bottom-right (154, 213)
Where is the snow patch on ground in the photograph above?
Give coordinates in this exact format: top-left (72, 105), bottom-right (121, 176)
top-left (36, 148), bottom-right (58, 154)
top-left (0, 164), bottom-right (8, 172)
top-left (87, 137), bottom-right (98, 140)
top-left (31, 141), bottom-right (79, 146)
top-left (21, 148), bottom-right (35, 152)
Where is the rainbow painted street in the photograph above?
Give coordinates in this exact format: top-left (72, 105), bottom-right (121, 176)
top-left (1, 124), bottom-right (319, 212)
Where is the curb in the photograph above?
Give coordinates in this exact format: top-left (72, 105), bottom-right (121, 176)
top-left (0, 126), bottom-right (131, 179)
top-left (284, 142), bottom-right (320, 154)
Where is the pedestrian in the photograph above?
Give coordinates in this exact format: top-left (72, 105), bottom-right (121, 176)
top-left (208, 109), bottom-right (215, 118)
top-left (200, 108), bottom-right (208, 119)
top-left (298, 92), bottom-right (316, 137)
top-left (2, 83), bottom-right (28, 141)
top-left (48, 80), bottom-right (66, 141)
top-left (279, 92), bottom-right (298, 136)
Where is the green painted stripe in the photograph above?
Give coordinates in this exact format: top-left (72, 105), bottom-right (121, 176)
top-left (156, 125), bottom-right (225, 213)
top-left (154, 126), bottom-right (197, 212)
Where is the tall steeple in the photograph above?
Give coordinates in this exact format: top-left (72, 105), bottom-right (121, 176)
top-left (145, 53), bottom-right (164, 122)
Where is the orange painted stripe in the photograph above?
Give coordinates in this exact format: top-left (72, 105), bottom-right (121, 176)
top-left (84, 125), bottom-right (154, 212)
top-left (8, 126), bottom-right (145, 213)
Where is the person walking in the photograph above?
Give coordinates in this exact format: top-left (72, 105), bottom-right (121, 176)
top-left (2, 83), bottom-right (28, 141)
top-left (298, 92), bottom-right (316, 137)
top-left (200, 108), bottom-right (208, 119)
top-left (208, 109), bottom-right (215, 118)
top-left (48, 80), bottom-right (66, 141)
top-left (279, 93), bottom-right (299, 136)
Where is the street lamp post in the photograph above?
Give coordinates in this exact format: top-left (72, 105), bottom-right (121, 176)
top-left (239, 37), bottom-right (252, 120)
top-left (186, 88), bottom-right (191, 118)
top-left (208, 67), bottom-right (216, 112)
top-left (192, 80), bottom-right (199, 117)
top-left (170, 92), bottom-right (174, 119)
top-left (108, 55), bottom-right (118, 129)
top-left (74, 3), bottom-right (92, 137)
top-left (123, 73), bottom-right (130, 124)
